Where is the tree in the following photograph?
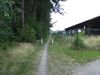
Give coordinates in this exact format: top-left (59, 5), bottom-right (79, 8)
top-left (0, 0), bottom-right (65, 42)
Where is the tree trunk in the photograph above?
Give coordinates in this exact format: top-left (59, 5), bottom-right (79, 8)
top-left (22, 0), bottom-right (24, 26)
top-left (32, 0), bottom-right (37, 22)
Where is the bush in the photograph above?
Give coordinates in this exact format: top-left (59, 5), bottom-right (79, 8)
top-left (21, 24), bottom-right (36, 42)
top-left (72, 32), bottom-right (86, 49)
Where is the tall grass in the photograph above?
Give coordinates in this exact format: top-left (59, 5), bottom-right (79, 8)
top-left (0, 42), bottom-right (42, 75)
top-left (83, 36), bottom-right (100, 50)
top-left (48, 36), bottom-right (78, 75)
top-left (48, 36), bottom-right (100, 75)
top-left (65, 35), bottom-right (100, 63)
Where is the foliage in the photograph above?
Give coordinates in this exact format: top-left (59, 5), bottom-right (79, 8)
top-left (0, 0), bottom-right (65, 50)
top-left (0, 43), bottom-right (42, 75)
top-left (0, 0), bottom-right (65, 40)
top-left (83, 36), bottom-right (100, 50)
top-left (49, 35), bottom-right (100, 65)
top-left (21, 24), bottom-right (36, 42)
top-left (72, 32), bottom-right (86, 49)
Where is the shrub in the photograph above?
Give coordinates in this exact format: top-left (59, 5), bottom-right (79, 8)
top-left (72, 32), bottom-right (86, 49)
top-left (21, 24), bottom-right (36, 42)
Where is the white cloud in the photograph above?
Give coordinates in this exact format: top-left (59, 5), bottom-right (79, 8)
top-left (51, 0), bottom-right (100, 31)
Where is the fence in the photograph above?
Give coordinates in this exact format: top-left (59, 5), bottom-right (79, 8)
top-left (65, 28), bottom-right (100, 36)
top-left (65, 28), bottom-right (100, 48)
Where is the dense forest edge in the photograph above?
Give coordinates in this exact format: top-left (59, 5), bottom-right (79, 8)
top-left (0, 0), bottom-right (65, 48)
top-left (0, 0), bottom-right (65, 74)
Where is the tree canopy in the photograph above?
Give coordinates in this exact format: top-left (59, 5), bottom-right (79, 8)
top-left (0, 0), bottom-right (64, 42)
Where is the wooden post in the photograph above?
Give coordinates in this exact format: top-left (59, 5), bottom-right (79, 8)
top-left (41, 38), bottom-right (43, 44)
top-left (51, 38), bottom-right (54, 45)
top-left (76, 29), bottom-right (79, 46)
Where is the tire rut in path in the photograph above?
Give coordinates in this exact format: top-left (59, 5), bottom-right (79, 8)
top-left (37, 38), bottom-right (50, 75)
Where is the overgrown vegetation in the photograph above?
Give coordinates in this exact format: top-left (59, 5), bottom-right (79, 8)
top-left (0, 43), bottom-right (42, 75)
top-left (48, 36), bottom-right (77, 75)
top-left (0, 0), bottom-right (66, 53)
top-left (83, 36), bottom-right (100, 50)
top-left (71, 32), bottom-right (86, 49)
top-left (0, 0), bottom-right (65, 43)
top-left (0, 0), bottom-right (66, 74)
top-left (49, 34), bottom-right (100, 65)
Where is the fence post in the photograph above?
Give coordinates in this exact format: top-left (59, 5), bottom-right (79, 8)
top-left (40, 38), bottom-right (43, 44)
top-left (51, 38), bottom-right (54, 45)
top-left (76, 29), bottom-right (79, 46)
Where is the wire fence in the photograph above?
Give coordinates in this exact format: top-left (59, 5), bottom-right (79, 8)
top-left (65, 28), bottom-right (100, 48)
top-left (65, 28), bottom-right (100, 36)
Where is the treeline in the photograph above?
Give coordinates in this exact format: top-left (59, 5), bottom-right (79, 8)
top-left (0, 0), bottom-right (64, 43)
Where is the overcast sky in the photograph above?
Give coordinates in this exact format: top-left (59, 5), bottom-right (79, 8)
top-left (50, 0), bottom-right (100, 31)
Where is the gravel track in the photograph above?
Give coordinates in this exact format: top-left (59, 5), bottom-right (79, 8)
top-left (72, 60), bottom-right (100, 75)
top-left (37, 38), bottom-right (51, 75)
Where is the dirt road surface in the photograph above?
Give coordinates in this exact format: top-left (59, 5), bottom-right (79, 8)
top-left (72, 60), bottom-right (100, 75)
top-left (37, 37), bottom-right (100, 75)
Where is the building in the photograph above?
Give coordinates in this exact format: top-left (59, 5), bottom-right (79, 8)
top-left (65, 16), bottom-right (100, 35)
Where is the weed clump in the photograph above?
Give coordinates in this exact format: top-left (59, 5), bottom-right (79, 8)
top-left (71, 32), bottom-right (86, 49)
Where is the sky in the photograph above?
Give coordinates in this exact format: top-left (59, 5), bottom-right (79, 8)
top-left (50, 0), bottom-right (100, 31)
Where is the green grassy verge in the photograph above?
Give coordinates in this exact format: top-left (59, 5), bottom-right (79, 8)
top-left (48, 36), bottom-right (100, 75)
top-left (0, 42), bottom-right (42, 75)
top-left (65, 48), bottom-right (100, 63)
top-left (53, 36), bottom-right (100, 63)
top-left (48, 37), bottom-right (77, 75)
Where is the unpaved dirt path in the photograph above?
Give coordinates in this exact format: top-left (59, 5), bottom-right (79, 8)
top-left (72, 59), bottom-right (100, 75)
top-left (37, 37), bottom-right (100, 75)
top-left (37, 38), bottom-right (51, 75)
